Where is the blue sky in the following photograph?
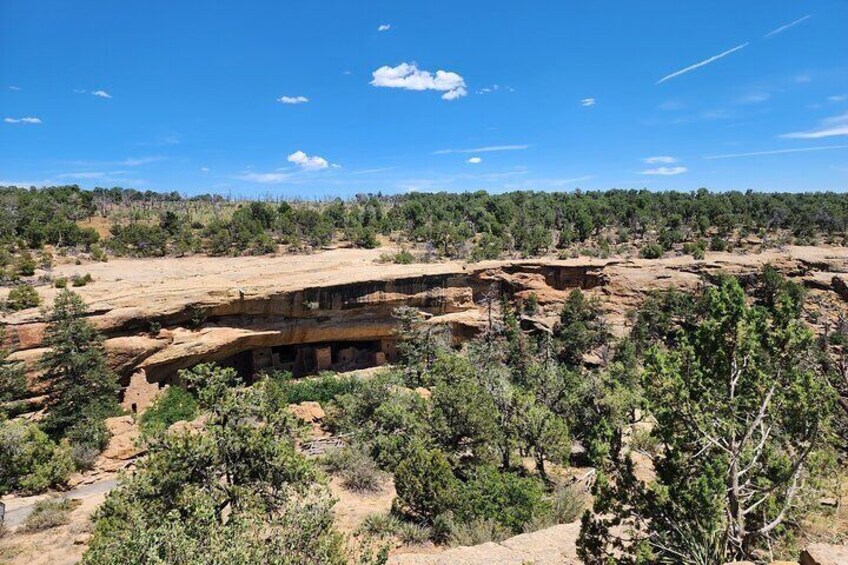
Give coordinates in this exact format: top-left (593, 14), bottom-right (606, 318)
top-left (1, 0), bottom-right (847, 197)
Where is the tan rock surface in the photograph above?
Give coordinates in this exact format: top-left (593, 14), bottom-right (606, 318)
top-left (388, 522), bottom-right (581, 564)
top-left (288, 401), bottom-right (325, 423)
top-left (4, 245), bottom-right (848, 409)
top-left (800, 542), bottom-right (848, 565)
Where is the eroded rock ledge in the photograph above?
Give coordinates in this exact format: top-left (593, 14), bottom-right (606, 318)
top-left (4, 246), bottom-right (848, 412)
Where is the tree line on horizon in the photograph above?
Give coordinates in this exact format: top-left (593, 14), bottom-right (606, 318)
top-left (2, 184), bottom-right (848, 265)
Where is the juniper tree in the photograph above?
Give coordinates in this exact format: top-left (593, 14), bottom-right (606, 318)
top-left (578, 276), bottom-right (834, 564)
top-left (82, 364), bottom-right (360, 565)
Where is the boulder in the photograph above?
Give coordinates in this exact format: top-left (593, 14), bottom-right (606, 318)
top-left (801, 543), bottom-right (848, 565)
top-left (168, 414), bottom-right (208, 435)
top-left (99, 415), bottom-right (144, 467)
top-left (288, 401), bottom-right (325, 423)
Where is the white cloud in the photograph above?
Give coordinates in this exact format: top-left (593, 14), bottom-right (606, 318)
top-left (277, 95), bottom-right (309, 104)
top-left (287, 150), bottom-right (331, 170)
top-left (371, 62), bottom-right (467, 100)
top-left (478, 85), bottom-right (501, 94)
top-left (704, 145), bottom-right (848, 159)
top-left (643, 156), bottom-right (677, 164)
top-left (235, 172), bottom-right (291, 184)
top-left (92, 90), bottom-right (112, 98)
top-left (657, 43), bottom-right (748, 84)
top-left (4, 117), bottom-right (42, 124)
top-left (781, 112), bottom-right (848, 139)
top-left (377, 24), bottom-right (391, 31)
top-left (736, 92), bottom-right (770, 104)
top-left (121, 156), bottom-right (163, 166)
top-left (8, 86), bottom-right (21, 91)
top-left (640, 166), bottom-right (688, 176)
top-left (434, 144), bottom-right (529, 155)
top-left (764, 14), bottom-right (811, 38)
top-left (581, 98), bottom-right (596, 107)
top-left (466, 157), bottom-right (482, 164)
top-left (200, 167), bottom-right (210, 172)
top-left (828, 95), bottom-right (847, 103)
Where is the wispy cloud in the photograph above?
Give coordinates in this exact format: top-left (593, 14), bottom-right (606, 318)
top-left (828, 95), bottom-right (847, 103)
top-left (466, 157), bottom-right (482, 164)
top-left (433, 144), bottom-right (530, 155)
top-left (349, 167), bottom-right (397, 176)
top-left (581, 98), bottom-right (596, 107)
top-left (781, 112), bottom-right (848, 139)
top-left (235, 172), bottom-right (292, 184)
top-left (92, 90), bottom-right (112, 98)
top-left (4, 117), bottom-right (42, 124)
top-left (377, 24), bottom-right (391, 32)
top-left (643, 156), bottom-right (677, 164)
top-left (287, 150), bottom-right (333, 170)
top-left (277, 95), bottom-right (309, 104)
top-left (478, 85), bottom-right (507, 95)
top-left (640, 166), bottom-right (687, 176)
top-left (656, 43), bottom-right (748, 84)
top-left (55, 170), bottom-right (145, 184)
top-left (736, 92), bottom-right (771, 104)
top-left (704, 145), bottom-right (848, 159)
top-left (121, 156), bottom-right (164, 166)
top-left (8, 86), bottom-right (21, 91)
top-left (57, 171), bottom-right (124, 180)
top-left (764, 14), bottom-right (811, 38)
top-left (371, 62), bottom-right (467, 100)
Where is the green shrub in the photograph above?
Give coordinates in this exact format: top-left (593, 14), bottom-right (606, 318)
top-left (630, 427), bottom-right (660, 457)
top-left (22, 497), bottom-right (80, 532)
top-left (397, 521), bottom-right (432, 545)
top-left (709, 235), bottom-right (727, 251)
top-left (447, 517), bottom-right (511, 547)
top-left (321, 446), bottom-right (384, 493)
top-left (66, 416), bottom-right (110, 470)
top-left (71, 273), bottom-right (93, 287)
top-left (356, 512), bottom-right (402, 538)
top-left (277, 372), bottom-right (362, 405)
top-left (139, 385), bottom-right (198, 435)
top-left (455, 465), bottom-right (546, 533)
top-left (90, 245), bottom-right (108, 262)
top-left (15, 252), bottom-right (37, 276)
top-left (393, 443), bottom-right (459, 521)
top-left (5, 284), bottom-right (41, 311)
top-left (353, 228), bottom-right (379, 249)
top-left (524, 483), bottom-right (586, 532)
top-left (0, 421), bottom-right (73, 495)
top-left (54, 277), bottom-right (68, 288)
top-left (379, 249), bottom-right (415, 264)
top-left (639, 242), bottom-right (664, 259)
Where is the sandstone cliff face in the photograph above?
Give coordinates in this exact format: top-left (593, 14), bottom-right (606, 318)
top-left (4, 246), bottom-right (848, 412)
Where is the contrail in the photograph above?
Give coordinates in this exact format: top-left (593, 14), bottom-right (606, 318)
top-left (703, 145), bottom-right (848, 160)
top-left (433, 144), bottom-right (530, 155)
top-left (764, 15), bottom-right (811, 38)
top-left (657, 43), bottom-right (749, 84)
